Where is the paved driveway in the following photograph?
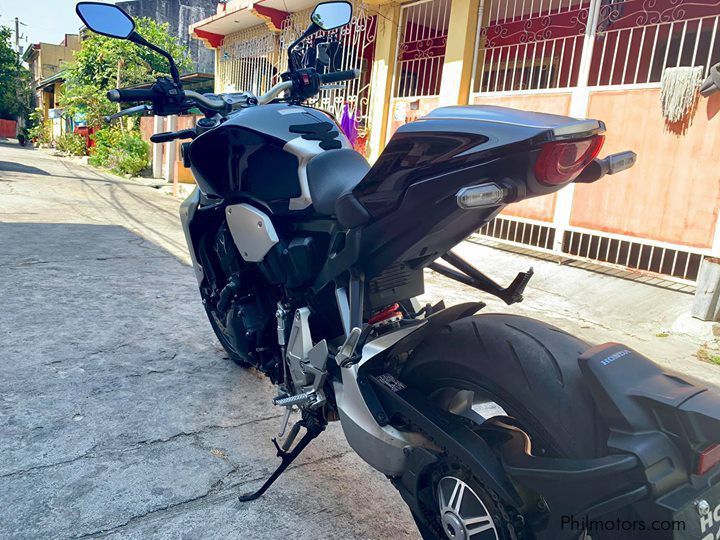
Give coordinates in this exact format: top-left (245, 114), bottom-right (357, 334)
top-left (0, 142), bottom-right (417, 539)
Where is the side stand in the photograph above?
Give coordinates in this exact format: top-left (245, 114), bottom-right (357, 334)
top-left (238, 419), bottom-right (325, 502)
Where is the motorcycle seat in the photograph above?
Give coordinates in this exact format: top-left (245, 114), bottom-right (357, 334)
top-left (307, 148), bottom-right (371, 227)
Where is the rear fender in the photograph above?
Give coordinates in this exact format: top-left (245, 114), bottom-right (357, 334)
top-left (579, 343), bottom-right (720, 536)
top-left (579, 343), bottom-right (720, 487)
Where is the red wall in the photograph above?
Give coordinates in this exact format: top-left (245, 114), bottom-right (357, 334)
top-left (0, 119), bottom-right (17, 138)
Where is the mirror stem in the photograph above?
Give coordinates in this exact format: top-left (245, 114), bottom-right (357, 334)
top-left (130, 32), bottom-right (181, 84)
top-left (287, 23), bottom-right (319, 71)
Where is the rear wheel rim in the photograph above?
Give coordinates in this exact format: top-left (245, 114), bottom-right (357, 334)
top-left (437, 476), bottom-right (499, 540)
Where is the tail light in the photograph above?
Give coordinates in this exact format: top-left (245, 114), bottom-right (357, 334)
top-left (535, 135), bottom-right (605, 186)
top-left (696, 443), bottom-right (720, 475)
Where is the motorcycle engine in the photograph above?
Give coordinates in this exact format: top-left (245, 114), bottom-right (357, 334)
top-left (202, 223), bottom-right (280, 381)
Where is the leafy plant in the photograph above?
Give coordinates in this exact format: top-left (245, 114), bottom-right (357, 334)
top-left (88, 124), bottom-right (123, 166)
top-left (0, 26), bottom-right (32, 121)
top-left (59, 17), bottom-right (188, 176)
top-left (26, 109), bottom-right (52, 145)
top-left (107, 133), bottom-right (149, 176)
top-left (56, 132), bottom-right (87, 156)
top-left (89, 124), bottom-right (149, 176)
top-left (60, 18), bottom-right (191, 128)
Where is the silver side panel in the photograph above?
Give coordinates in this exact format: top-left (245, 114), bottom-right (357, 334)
top-left (334, 286), bottom-right (351, 337)
top-left (334, 323), bottom-right (433, 477)
top-left (225, 203), bottom-right (279, 263)
top-left (283, 137), bottom-right (322, 211)
top-left (283, 133), bottom-right (351, 211)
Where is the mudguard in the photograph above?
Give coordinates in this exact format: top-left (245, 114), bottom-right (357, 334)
top-left (579, 343), bottom-right (720, 537)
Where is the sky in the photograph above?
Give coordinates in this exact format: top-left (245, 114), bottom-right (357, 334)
top-left (0, 0), bottom-right (111, 55)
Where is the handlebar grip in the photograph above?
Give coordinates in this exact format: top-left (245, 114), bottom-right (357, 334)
top-left (107, 88), bottom-right (157, 103)
top-left (320, 69), bottom-right (360, 84)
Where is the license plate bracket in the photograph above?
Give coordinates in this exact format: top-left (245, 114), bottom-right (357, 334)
top-left (671, 480), bottom-right (720, 539)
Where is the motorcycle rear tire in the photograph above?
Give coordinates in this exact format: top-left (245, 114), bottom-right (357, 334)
top-left (401, 313), bottom-right (618, 538)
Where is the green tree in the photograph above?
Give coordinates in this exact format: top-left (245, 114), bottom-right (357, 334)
top-left (0, 26), bottom-right (31, 121)
top-left (60, 18), bottom-right (191, 127)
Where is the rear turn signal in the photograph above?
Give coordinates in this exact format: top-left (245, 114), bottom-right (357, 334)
top-left (535, 135), bottom-right (605, 186)
top-left (697, 443), bottom-right (720, 475)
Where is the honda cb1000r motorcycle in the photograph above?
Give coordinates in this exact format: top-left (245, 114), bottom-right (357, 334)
top-left (77, 2), bottom-right (720, 538)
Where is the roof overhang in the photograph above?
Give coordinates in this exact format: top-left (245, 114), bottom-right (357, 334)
top-left (190, 0), bottom-right (318, 49)
top-left (22, 43), bottom-right (40, 63)
top-left (37, 71), bottom-right (66, 89)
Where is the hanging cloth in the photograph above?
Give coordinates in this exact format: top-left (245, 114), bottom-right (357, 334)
top-left (340, 103), bottom-right (358, 149)
top-left (660, 66), bottom-right (704, 124)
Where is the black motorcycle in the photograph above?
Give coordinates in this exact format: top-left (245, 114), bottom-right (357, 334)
top-left (77, 2), bottom-right (720, 539)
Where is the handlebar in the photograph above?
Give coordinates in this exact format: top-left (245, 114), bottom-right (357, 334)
top-left (107, 88), bottom-right (157, 103)
top-left (107, 68), bottom-right (361, 114)
top-left (255, 69), bottom-right (360, 105)
top-left (183, 90), bottom-right (227, 111)
top-left (257, 81), bottom-right (294, 105)
top-left (320, 69), bottom-right (360, 84)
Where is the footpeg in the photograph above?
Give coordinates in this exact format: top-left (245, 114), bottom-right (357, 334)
top-left (273, 392), bottom-right (315, 408)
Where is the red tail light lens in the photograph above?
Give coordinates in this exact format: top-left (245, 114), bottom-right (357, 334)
top-left (534, 135), bottom-right (605, 186)
top-left (697, 443), bottom-right (720, 475)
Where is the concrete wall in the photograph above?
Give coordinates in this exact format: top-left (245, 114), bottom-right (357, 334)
top-left (119, 0), bottom-right (217, 74)
top-left (28, 40), bottom-right (79, 82)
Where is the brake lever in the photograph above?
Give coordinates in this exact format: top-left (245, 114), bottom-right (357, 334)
top-left (150, 129), bottom-right (196, 144)
top-left (103, 104), bottom-right (152, 123)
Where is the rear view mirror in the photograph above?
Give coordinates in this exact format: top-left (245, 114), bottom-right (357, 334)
top-left (311, 2), bottom-right (352, 31)
top-left (76, 2), bottom-right (135, 39)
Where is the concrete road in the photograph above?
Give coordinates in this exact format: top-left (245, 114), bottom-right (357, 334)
top-left (1, 141), bottom-right (718, 539)
top-left (0, 142), bottom-right (417, 539)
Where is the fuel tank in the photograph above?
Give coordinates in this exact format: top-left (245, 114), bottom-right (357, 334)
top-left (186, 103), bottom-right (351, 214)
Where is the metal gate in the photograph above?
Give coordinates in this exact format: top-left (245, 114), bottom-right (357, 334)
top-left (215, 1), bottom-right (377, 152)
top-left (391, 0), bottom-right (452, 99)
top-left (386, 0), bottom-right (451, 136)
top-left (279, 1), bottom-right (377, 148)
top-left (217, 24), bottom-right (281, 95)
top-left (472, 0), bottom-right (720, 285)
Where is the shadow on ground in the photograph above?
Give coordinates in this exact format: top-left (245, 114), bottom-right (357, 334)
top-left (0, 222), bottom-right (415, 539)
top-left (0, 161), bottom-right (49, 175)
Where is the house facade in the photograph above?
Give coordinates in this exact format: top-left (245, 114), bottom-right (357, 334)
top-left (23, 34), bottom-right (80, 121)
top-left (190, 0), bottom-right (720, 285)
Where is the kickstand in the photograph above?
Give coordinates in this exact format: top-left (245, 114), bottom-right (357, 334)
top-left (238, 418), bottom-right (325, 502)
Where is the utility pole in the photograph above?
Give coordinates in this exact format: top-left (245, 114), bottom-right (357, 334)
top-left (14, 17), bottom-right (26, 63)
top-left (15, 17), bottom-right (20, 62)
